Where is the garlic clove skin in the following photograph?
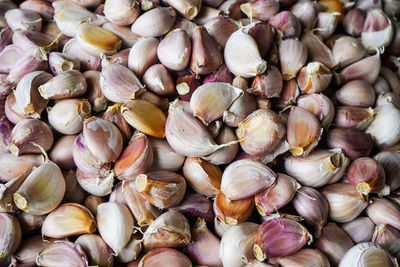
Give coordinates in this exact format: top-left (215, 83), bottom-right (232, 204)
top-left (36, 241), bottom-right (89, 267)
top-left (170, 193), bottom-right (214, 224)
top-left (142, 64), bottom-right (176, 96)
top-left (362, 9), bottom-right (393, 53)
top-left (103, 0), bottom-right (140, 26)
top-left (332, 36), bottom-right (366, 68)
top-left (366, 197), bottom-right (400, 231)
top-left (0, 2), bottom-right (17, 28)
top-left (214, 192), bottom-right (254, 225)
top-left (38, 70), bottom-right (87, 100)
top-left (41, 203), bottom-right (96, 238)
top-left (0, 213), bottom-right (21, 262)
top-left (380, 67), bottom-right (400, 94)
top-left (315, 11), bottom-right (341, 40)
top-left (83, 195), bottom-right (104, 217)
top-left (336, 80), bottom-right (376, 107)
top-left (5, 91), bottom-right (29, 125)
top-left (0, 172), bottom-right (30, 212)
top-left (0, 45), bottom-right (23, 75)
top-left (297, 93), bottom-right (335, 128)
top-left (279, 38), bottom-right (307, 80)
top-left (76, 168), bottom-right (114, 197)
top-left (149, 137), bottom-right (185, 172)
top-left (272, 79), bottom-right (300, 110)
top-left (102, 23), bottom-right (141, 49)
top-left (339, 242), bottom-right (397, 267)
top-left (269, 248), bottom-right (330, 267)
top-left (139, 248), bottom-right (192, 267)
top-left (243, 22), bottom-right (274, 59)
top-left (131, 7), bottom-right (176, 37)
top-left (334, 106), bottom-right (375, 131)
top-left (128, 37), bottom-right (159, 77)
top-left (192, 6), bottom-right (222, 25)
top-left (339, 52), bottom-right (381, 84)
top-left (341, 216), bottom-right (375, 243)
top-left (75, 234), bottom-right (114, 267)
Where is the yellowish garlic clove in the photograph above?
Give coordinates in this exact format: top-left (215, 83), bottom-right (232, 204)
top-left (244, 22), bottom-right (274, 58)
top-left (334, 106), bottom-right (375, 130)
top-left (149, 137), bottom-right (185, 172)
top-left (0, 213), bottom-right (21, 262)
top-left (102, 104), bottom-right (131, 145)
top-left (171, 17), bottom-right (197, 38)
top-left (38, 70), bottom-right (87, 100)
top-left (103, 0), bottom-right (140, 26)
top-left (157, 29), bottom-right (190, 71)
top-left (75, 234), bottom-right (114, 267)
top-left (270, 248), bottom-right (330, 267)
top-left (341, 216), bottom-right (375, 243)
top-left (249, 65), bottom-right (283, 98)
top-left (362, 9), bottom-right (393, 53)
top-left (332, 36), bottom-right (366, 68)
top-left (143, 210), bottom-right (190, 250)
top-left (36, 240), bottom-right (89, 266)
top-left (63, 169), bottom-right (85, 204)
top-left (5, 8), bottom-right (42, 32)
top-left (0, 153), bottom-right (43, 182)
top-left (131, 7), bottom-right (177, 37)
top-left (76, 168), bottom-right (114, 197)
top-left (279, 38), bottom-right (307, 80)
top-left (128, 37), bottom-right (159, 77)
top-left (48, 52), bottom-right (80, 75)
top-left (97, 202), bottom-right (134, 255)
top-left (214, 192), bottom-right (254, 225)
top-left (296, 62), bottom-right (332, 94)
top-left (339, 51), bottom-right (381, 84)
top-left (297, 93), bottom-right (335, 128)
top-left (336, 80), bottom-right (375, 107)
top-left (139, 248), bottom-right (192, 267)
top-left (240, 0), bottom-right (279, 21)
top-left (142, 64), bottom-right (176, 96)
top-left (339, 242), bottom-right (397, 267)
top-left (63, 38), bottom-right (102, 71)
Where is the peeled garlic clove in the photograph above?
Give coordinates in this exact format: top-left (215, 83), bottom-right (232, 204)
top-left (102, 104), bottom-right (131, 145)
top-left (5, 9), bottom-right (42, 32)
top-left (114, 132), bottom-right (153, 180)
top-left (214, 192), bottom-right (254, 225)
top-left (254, 218), bottom-right (312, 261)
top-left (291, 1), bottom-right (318, 30)
top-left (316, 223), bottom-right (354, 266)
top-left (292, 186), bottom-right (329, 229)
top-left (8, 119), bottom-right (53, 156)
top-left (315, 12), bottom-right (340, 40)
top-left (339, 242), bottom-right (397, 267)
top-left (221, 159), bottom-right (276, 200)
top-left (142, 64), bottom-right (175, 96)
top-left (287, 106), bottom-right (322, 156)
top-left (326, 128), bottom-right (374, 160)
top-left (335, 106), bottom-right (375, 130)
top-left (76, 168), bottom-right (114, 197)
top-left (136, 171), bottom-right (186, 209)
top-left (270, 248), bottom-right (330, 267)
top-left (336, 80), bottom-right (375, 107)
top-left (128, 37), bottom-right (158, 77)
top-left (121, 99), bottom-right (166, 139)
top-left (321, 183), bottom-right (368, 223)
top-left (0, 213), bottom-right (21, 261)
top-left (342, 8), bottom-right (364, 37)
top-left (297, 93), bottom-right (335, 128)
top-left (366, 197), bottom-right (400, 231)
top-left (297, 62), bottom-right (332, 95)
top-left (371, 224), bottom-right (400, 258)
top-left (131, 7), bottom-right (176, 37)
top-left (171, 193), bottom-right (214, 225)
top-left (255, 173), bottom-right (300, 216)
top-left (362, 9), bottom-right (393, 53)
top-left (269, 10), bottom-right (301, 39)
top-left (75, 234), bottom-right (114, 267)
top-left (341, 216), bottom-right (375, 243)
top-left (63, 38), bottom-right (101, 71)
top-left (240, 0), bottom-right (279, 21)
top-left (83, 70), bottom-right (107, 112)
top-left (38, 70), bottom-right (87, 100)
top-left (149, 137), bottom-right (185, 172)
top-left (139, 248), bottom-right (192, 267)
top-left (203, 16), bottom-right (239, 48)
top-left (249, 65), bottom-right (283, 98)
top-left (332, 36), bottom-right (366, 68)
top-left (36, 241), bottom-right (89, 267)
top-left (48, 52), bottom-right (80, 75)
top-left (143, 210), bottom-right (191, 250)
top-left (339, 52), bottom-right (381, 84)
top-left (104, 0), bottom-right (140, 26)
top-left (279, 38), bottom-right (307, 80)
top-left (225, 29), bottom-right (267, 78)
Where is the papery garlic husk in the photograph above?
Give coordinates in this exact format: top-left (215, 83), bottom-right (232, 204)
top-left (114, 133), bottom-right (153, 180)
top-left (371, 224), bottom-right (400, 258)
top-left (117, 234), bottom-right (142, 263)
top-left (121, 99), bottom-right (166, 139)
top-left (47, 98), bottom-right (91, 135)
top-left (366, 103), bottom-right (400, 148)
top-left (203, 16), bottom-right (239, 48)
top-left (291, 1), bottom-right (318, 30)
top-left (76, 21), bottom-right (121, 57)
top-left (63, 38), bottom-right (101, 71)
top-left (342, 8), bottom-right (364, 37)
top-left (136, 171), bottom-right (186, 209)
top-left (297, 62), bottom-right (332, 94)
top-left (75, 234), bottom-right (114, 267)
top-left (249, 66), bottom-right (282, 99)
top-left (332, 36), bottom-right (366, 68)
top-left (0, 213), bottom-right (21, 261)
top-left (225, 29), bottom-right (267, 78)
top-left (339, 51), bottom-right (381, 84)
top-left (315, 222), bottom-right (355, 266)
top-left (338, 242), bottom-right (397, 267)
top-left (269, 248), bottom-right (330, 267)
top-left (221, 159), bottom-right (276, 200)
top-left (236, 109), bottom-right (286, 156)
top-left (362, 9), bottom-right (393, 53)
top-left (128, 37), bottom-right (159, 77)
top-left (76, 168), bottom-right (114, 197)
top-left (63, 169), bottom-right (85, 204)
top-left (0, 153), bottom-right (43, 182)
top-left (13, 161), bottom-right (65, 215)
top-left (287, 106), bottom-right (322, 156)
top-left (190, 82), bottom-right (243, 125)
top-left (83, 70), bottom-right (107, 112)
top-left (240, 0), bottom-right (279, 21)
top-left (5, 8), bottom-right (42, 32)
top-left (139, 248), bottom-right (192, 267)
top-left (255, 173), bottom-right (300, 216)
top-left (292, 186), bottom-right (329, 229)
top-left (38, 70), bottom-right (87, 100)
top-left (315, 11), bottom-right (340, 40)
top-left (326, 128), bottom-right (374, 160)
top-left (341, 216), bottom-right (375, 243)
top-left (41, 203), bottom-right (96, 238)
top-left (97, 202), bottom-right (134, 255)
top-left (366, 197), bottom-right (400, 231)
top-left (36, 240), bottom-right (89, 267)
top-left (102, 104), bottom-right (131, 144)
top-left (165, 99), bottom-right (237, 157)
top-left (8, 119), bottom-right (53, 155)
top-left (131, 7), bottom-right (176, 37)
top-left (12, 235), bottom-right (52, 267)
top-left (321, 183), bottom-right (368, 223)
top-left (0, 2), bottom-right (17, 28)
top-left (48, 52), bottom-right (80, 75)
top-left (269, 10), bottom-right (301, 39)
top-left (165, 0), bottom-right (201, 20)
top-left (149, 137), bottom-right (185, 172)
top-left (219, 222), bottom-right (258, 267)
top-left (142, 64), bottom-right (175, 96)
top-left (297, 93), bottom-right (335, 128)
top-left (185, 218), bottom-right (222, 267)
top-left (15, 210), bottom-right (46, 235)
top-left (104, 0), bottom-right (140, 26)
top-left (375, 151), bottom-right (400, 191)
top-left (143, 210), bottom-right (191, 250)
top-left (334, 106), bottom-right (375, 131)
top-left (279, 38), bottom-right (308, 80)
top-left (83, 195), bottom-right (104, 217)
top-left (254, 218), bottom-right (312, 261)
top-left (214, 192), bottom-right (254, 225)
top-left (336, 80), bottom-right (376, 107)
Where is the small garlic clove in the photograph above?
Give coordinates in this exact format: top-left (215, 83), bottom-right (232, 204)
top-left (75, 234), bottom-right (114, 267)
top-left (240, 0), bottom-right (279, 21)
top-left (375, 151), bottom-right (400, 191)
top-left (128, 37), bottom-right (159, 77)
top-left (131, 7), bottom-right (176, 37)
top-left (341, 216), bottom-right (375, 243)
top-left (76, 168), bottom-right (114, 197)
top-left (336, 80), bottom-right (376, 107)
top-left (269, 10), bottom-right (301, 39)
top-left (114, 132), bottom-right (153, 181)
top-left (339, 242), bottom-right (397, 267)
top-left (5, 8), bottom-right (42, 32)
top-left (297, 93), bottom-right (335, 128)
top-left (334, 106), bottom-right (375, 131)
top-left (121, 99), bottom-right (166, 139)
top-left (117, 234), bottom-right (142, 263)
top-left (83, 195), bottom-right (104, 217)
top-left (63, 38), bottom-right (101, 71)
top-left (63, 169), bottom-right (85, 204)
top-left (171, 193), bottom-right (214, 225)
top-left (221, 159), bottom-right (277, 200)
top-left (362, 9), bottom-right (393, 53)
top-left (269, 248), bottom-right (330, 267)
top-left (253, 218), bottom-right (312, 261)
top-left (83, 70), bottom-right (107, 113)
top-left (366, 197), bottom-right (400, 231)
top-left (279, 38), bottom-right (307, 80)
top-left (321, 183), bottom-right (368, 223)
top-left (38, 70), bottom-right (87, 100)
top-left (149, 137), bottom-right (185, 172)
top-left (139, 248), bottom-right (192, 267)
top-left (0, 153), bottom-right (43, 182)
top-left (315, 11), bottom-right (341, 40)
top-left (296, 62), bottom-right (332, 95)
top-left (97, 202), bottom-right (134, 255)
top-left (103, 0), bottom-right (140, 26)
top-left (203, 16), bottom-right (239, 48)
top-left (102, 104), bottom-right (131, 145)
top-left (142, 64), bottom-right (176, 96)
top-left (136, 171), bottom-right (186, 209)
top-left (12, 235), bottom-right (52, 266)
top-left (291, 1), bottom-right (318, 30)
top-left (339, 51), bottom-right (381, 84)
top-left (249, 65), bottom-right (283, 98)
top-left (214, 192), bottom-right (254, 225)
top-left (165, 0), bottom-right (201, 20)
top-left (48, 52), bottom-right (80, 75)
top-left (143, 210), bottom-right (191, 250)
top-left (36, 241), bottom-right (89, 267)
top-left (342, 8), bottom-right (365, 37)
top-left (300, 31), bottom-right (337, 69)
top-left (332, 36), bottom-right (366, 68)
top-left (0, 213), bottom-right (21, 262)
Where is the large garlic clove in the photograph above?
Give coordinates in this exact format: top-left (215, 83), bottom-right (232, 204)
top-left (342, 216), bottom-right (375, 243)
top-left (334, 106), bottom-right (375, 131)
top-left (149, 137), bottom-right (185, 172)
top-left (143, 210), bottom-right (191, 250)
top-left (0, 213), bottom-right (21, 262)
top-left (269, 248), bottom-right (330, 267)
top-left (366, 197), bottom-right (400, 231)
top-left (279, 38), bottom-right (307, 80)
top-left (38, 70), bottom-right (87, 100)
top-left (142, 64), bottom-right (176, 96)
top-left (128, 37), bottom-right (159, 77)
top-left (362, 9), bottom-right (393, 53)
top-left (339, 242), bottom-right (397, 267)
top-left (131, 7), bottom-right (176, 37)
top-left (336, 80), bottom-right (375, 107)
top-left (339, 51), bottom-right (381, 84)
top-left (139, 248), bottom-right (192, 267)
top-left (103, 0), bottom-right (140, 26)
top-left (36, 241), bottom-right (89, 266)
top-left (75, 234), bottom-right (114, 267)
top-left (342, 8), bottom-right (365, 37)
top-left (375, 151), bottom-right (400, 191)
top-left (291, 1), bottom-right (318, 30)
top-left (332, 36), bottom-right (366, 68)
top-left (214, 192), bottom-right (254, 225)
top-left (170, 193), bottom-right (214, 224)
top-left (157, 29), bottom-right (190, 71)
top-left (297, 93), bottom-right (335, 128)
top-left (0, 2), bottom-right (17, 28)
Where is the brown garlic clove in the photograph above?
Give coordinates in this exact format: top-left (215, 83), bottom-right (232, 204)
top-left (240, 0), bottom-right (280, 21)
top-left (214, 192), bottom-right (254, 225)
top-left (75, 234), bottom-right (114, 267)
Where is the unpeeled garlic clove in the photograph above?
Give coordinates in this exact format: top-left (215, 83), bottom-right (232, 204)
top-left (131, 7), bottom-right (176, 37)
top-left (342, 8), bottom-right (365, 37)
top-left (83, 195), bottom-right (104, 217)
top-left (97, 202), bottom-right (134, 255)
top-left (48, 52), bottom-right (80, 75)
top-left (339, 52), bottom-right (381, 84)
top-left (269, 248), bottom-right (330, 267)
top-left (0, 45), bottom-right (23, 74)
top-left (321, 183), bottom-right (368, 223)
top-left (279, 38), bottom-right (307, 80)
top-left (214, 192), bottom-right (254, 225)
top-left (253, 218), bottom-right (312, 261)
top-left (38, 70), bottom-right (87, 100)
top-left (128, 37), bottom-right (159, 77)
top-left (12, 235), bottom-right (52, 266)
top-left (19, 0), bottom-right (54, 20)
top-left (0, 213), bottom-right (21, 262)
top-left (36, 241), bottom-right (89, 267)
top-left (291, 1), bottom-right (318, 30)
top-left (336, 80), bottom-right (375, 107)
top-left (83, 70), bottom-right (107, 112)
top-left (142, 64), bottom-right (175, 96)
top-left (176, 73), bottom-right (200, 101)
top-left (63, 38), bottom-right (101, 71)
top-left (272, 79), bottom-right (300, 110)
top-left (297, 93), bottom-right (335, 128)
top-left (114, 132), bottom-right (153, 180)
top-left (143, 210), bottom-right (191, 250)
top-left (341, 216), bottom-right (375, 243)
top-left (136, 171), bottom-right (186, 209)
top-left (104, 0), bottom-right (140, 26)
top-left (332, 36), bottom-right (366, 68)
top-left (0, 117), bottom-right (12, 153)
top-left (362, 9), bottom-right (393, 53)
top-left (255, 173), bottom-right (300, 216)
top-left (315, 11), bottom-right (341, 40)
top-left (16, 212), bottom-right (46, 235)
top-left (76, 168), bottom-right (114, 197)
top-left (371, 224), bottom-right (400, 258)
top-left (203, 64), bottom-right (233, 85)
top-left (4, 91), bottom-right (29, 125)
top-left (300, 31), bottom-right (337, 69)
top-left (315, 222), bottom-right (354, 266)
top-left (0, 172), bottom-right (31, 212)
top-left (287, 106), bottom-right (322, 157)
top-left (249, 66), bottom-right (283, 98)
top-left (75, 234), bottom-right (114, 267)
top-left (121, 99), bottom-right (166, 139)
top-left (375, 151), bottom-right (400, 191)
top-left (171, 193), bottom-right (214, 225)
top-left (5, 8), bottom-right (42, 32)
top-left (240, 0), bottom-right (279, 21)
top-left (63, 169), bottom-right (85, 204)
top-left (165, 0), bottom-right (201, 20)
top-left (269, 10), bottom-right (301, 39)
top-left (296, 62), bottom-right (332, 94)
top-left (8, 118), bottom-right (53, 156)
top-left (203, 16), bottom-right (239, 48)
top-left (102, 23), bottom-right (141, 49)
top-left (118, 234), bottom-right (142, 264)
top-left (139, 248), bottom-right (192, 267)
top-left (11, 29), bottom-right (57, 53)
top-left (334, 106), bottom-right (375, 131)
top-left (0, 153), bottom-right (43, 182)
top-left (219, 0), bottom-right (247, 20)
top-left (339, 242), bottom-right (397, 267)
top-left (366, 197), bottom-right (400, 231)
top-left (149, 137), bottom-right (185, 172)
top-left (102, 104), bottom-right (131, 145)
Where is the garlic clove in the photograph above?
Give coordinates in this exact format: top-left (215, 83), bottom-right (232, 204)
top-left (5, 8), bottom-right (42, 32)
top-left (83, 195), bottom-right (104, 217)
top-left (103, 0), bottom-right (140, 26)
top-left (203, 16), bottom-right (239, 48)
top-left (0, 172), bottom-right (30, 212)
top-left (339, 242), bottom-right (397, 267)
top-left (214, 192), bottom-right (254, 225)
top-left (269, 10), bottom-right (301, 39)
top-left (102, 23), bottom-right (141, 49)
top-left (83, 71), bottom-right (105, 114)
top-left (301, 32), bottom-right (338, 69)
top-left (332, 36), bottom-right (366, 68)
top-left (362, 9), bottom-right (393, 53)
top-left (336, 80), bottom-right (376, 107)
top-left (12, 235), bottom-right (52, 267)
top-left (164, 0), bottom-right (201, 20)
top-left (375, 151), bottom-right (400, 191)
top-left (0, 45), bottom-right (23, 75)
top-left (36, 241), bottom-right (89, 267)
top-left (137, 90), bottom-right (169, 111)
top-left (0, 153), bottom-right (43, 183)
top-left (170, 193), bottom-right (214, 225)
top-left (102, 103), bottom-right (132, 145)
top-left (249, 65), bottom-right (283, 98)
top-left (0, 117), bottom-right (11, 154)
top-left (341, 216), bottom-right (375, 243)
top-left (334, 106), bottom-right (375, 131)
top-left (219, 0), bottom-right (248, 20)
top-left (0, 2), bottom-right (17, 28)
top-left (269, 248), bottom-right (330, 267)
top-left (272, 79), bottom-right (300, 110)
top-left (297, 93), bottom-right (335, 128)
top-left (142, 64), bottom-right (176, 96)
top-left (339, 51), bottom-right (381, 84)
top-left (296, 62), bottom-right (332, 95)
top-left (128, 37), bottom-right (159, 77)
top-left (315, 11), bottom-right (341, 40)
top-left (63, 169), bottom-right (85, 204)
top-left (371, 224), bottom-right (400, 258)
top-left (63, 38), bottom-right (101, 71)
top-left (149, 137), bottom-right (185, 172)
top-left (75, 234), bottom-right (114, 267)
top-left (192, 6), bottom-right (222, 25)
top-left (342, 8), bottom-right (365, 37)
top-left (131, 7), bottom-right (176, 37)
top-left (203, 64), bottom-right (234, 85)
top-left (240, 0), bottom-right (280, 21)
top-left (139, 248), bottom-right (192, 267)
top-left (279, 38), bottom-right (307, 80)
top-left (0, 213), bottom-right (21, 261)
top-left (38, 70), bottom-right (87, 100)
top-left (48, 52), bottom-right (80, 75)
top-left (176, 74), bottom-right (200, 101)
top-left (366, 197), bottom-right (400, 231)
top-left (291, 1), bottom-right (318, 30)
top-left (76, 168), bottom-right (114, 197)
